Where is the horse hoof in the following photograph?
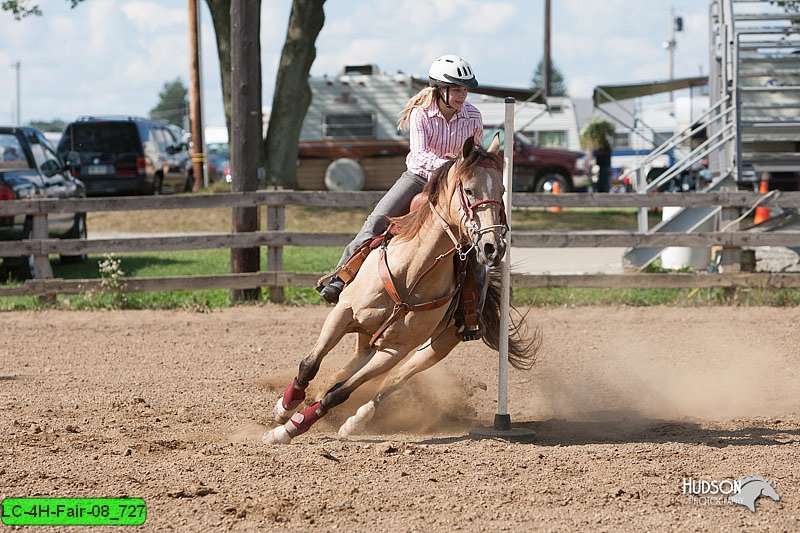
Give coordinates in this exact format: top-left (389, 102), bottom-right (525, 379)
top-left (262, 425), bottom-right (292, 445)
top-left (338, 401), bottom-right (376, 438)
top-left (272, 397), bottom-right (295, 424)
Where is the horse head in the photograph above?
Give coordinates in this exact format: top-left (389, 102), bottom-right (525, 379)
top-left (446, 134), bottom-right (507, 267)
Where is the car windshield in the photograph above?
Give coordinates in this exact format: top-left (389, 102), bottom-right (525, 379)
top-left (207, 143), bottom-right (229, 156)
top-left (0, 133), bottom-right (31, 170)
top-left (60, 123), bottom-right (140, 153)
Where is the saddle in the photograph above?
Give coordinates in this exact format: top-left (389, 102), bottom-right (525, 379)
top-left (318, 192), bottom-right (484, 343)
top-left (323, 191), bottom-right (430, 285)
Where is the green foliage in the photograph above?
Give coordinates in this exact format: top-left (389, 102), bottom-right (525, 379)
top-left (580, 119), bottom-right (616, 151)
top-left (149, 78), bottom-right (189, 128)
top-left (1, 0), bottom-right (82, 20)
top-left (531, 58), bottom-right (567, 97)
top-left (772, 0), bottom-right (800, 12)
top-left (28, 119), bottom-right (65, 132)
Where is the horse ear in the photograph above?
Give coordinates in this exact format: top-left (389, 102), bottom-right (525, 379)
top-left (488, 132), bottom-right (501, 154)
top-left (462, 136), bottom-right (475, 160)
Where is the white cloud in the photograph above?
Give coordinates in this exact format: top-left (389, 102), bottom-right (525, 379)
top-left (0, 0), bottom-right (710, 126)
top-left (121, 1), bottom-right (185, 32)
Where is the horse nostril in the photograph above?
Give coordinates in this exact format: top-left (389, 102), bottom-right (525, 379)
top-left (484, 243), bottom-right (496, 258)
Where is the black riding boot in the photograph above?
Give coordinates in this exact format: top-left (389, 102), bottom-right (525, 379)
top-left (318, 276), bottom-right (344, 304)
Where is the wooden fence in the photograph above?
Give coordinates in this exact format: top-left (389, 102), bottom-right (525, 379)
top-left (2, 190), bottom-right (800, 301)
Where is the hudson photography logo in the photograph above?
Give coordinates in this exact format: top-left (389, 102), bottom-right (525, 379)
top-left (682, 476), bottom-right (781, 512)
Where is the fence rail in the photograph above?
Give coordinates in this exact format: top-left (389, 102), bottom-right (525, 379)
top-left (1, 190), bottom-right (799, 299)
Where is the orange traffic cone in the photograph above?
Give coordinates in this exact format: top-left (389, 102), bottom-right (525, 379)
top-left (753, 179), bottom-right (770, 225)
top-left (549, 181), bottom-right (562, 213)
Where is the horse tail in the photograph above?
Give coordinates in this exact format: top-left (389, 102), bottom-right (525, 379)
top-left (480, 269), bottom-right (542, 371)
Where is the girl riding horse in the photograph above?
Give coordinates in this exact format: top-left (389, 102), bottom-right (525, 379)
top-left (318, 54), bottom-right (483, 304)
top-left (264, 136), bottom-right (539, 445)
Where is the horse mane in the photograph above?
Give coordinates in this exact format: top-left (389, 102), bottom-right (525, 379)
top-left (389, 146), bottom-right (503, 242)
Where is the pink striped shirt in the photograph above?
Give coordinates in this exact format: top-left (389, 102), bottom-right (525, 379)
top-left (406, 101), bottom-right (483, 179)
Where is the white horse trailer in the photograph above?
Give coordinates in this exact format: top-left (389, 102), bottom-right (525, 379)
top-left (296, 65), bottom-right (550, 191)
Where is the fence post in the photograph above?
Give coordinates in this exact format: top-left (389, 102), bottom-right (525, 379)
top-left (31, 213), bottom-right (53, 280)
top-left (31, 213), bottom-right (56, 305)
top-left (267, 204), bottom-right (285, 303)
top-left (718, 181), bottom-right (741, 303)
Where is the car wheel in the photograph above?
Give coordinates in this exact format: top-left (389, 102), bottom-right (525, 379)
top-left (153, 174), bottom-right (164, 195)
top-left (60, 213), bottom-right (88, 264)
top-left (1, 218), bottom-right (35, 281)
top-left (184, 172), bottom-right (194, 193)
top-left (534, 172), bottom-right (571, 193)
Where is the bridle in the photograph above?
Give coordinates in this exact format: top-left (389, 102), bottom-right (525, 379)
top-left (449, 158), bottom-right (508, 260)
top-left (369, 156), bottom-right (508, 348)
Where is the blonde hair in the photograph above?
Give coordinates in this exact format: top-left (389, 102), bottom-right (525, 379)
top-left (397, 87), bottom-right (438, 131)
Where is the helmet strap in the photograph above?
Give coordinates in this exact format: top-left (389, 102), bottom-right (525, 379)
top-left (444, 87), bottom-right (453, 109)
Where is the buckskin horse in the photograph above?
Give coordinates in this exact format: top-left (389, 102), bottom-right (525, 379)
top-left (263, 135), bottom-right (540, 444)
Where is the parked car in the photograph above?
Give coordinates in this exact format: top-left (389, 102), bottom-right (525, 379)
top-left (0, 126), bottom-right (87, 280)
top-left (482, 126), bottom-right (588, 192)
top-left (206, 142), bottom-right (231, 183)
top-left (57, 116), bottom-right (193, 196)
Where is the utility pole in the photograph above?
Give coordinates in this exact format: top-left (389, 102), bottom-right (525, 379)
top-left (544, 0), bottom-right (551, 98)
top-left (11, 61), bottom-right (21, 126)
top-left (188, 0), bottom-right (205, 191)
top-left (663, 7), bottom-right (683, 102)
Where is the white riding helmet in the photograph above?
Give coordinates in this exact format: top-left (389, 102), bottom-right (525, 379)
top-left (428, 55), bottom-right (478, 89)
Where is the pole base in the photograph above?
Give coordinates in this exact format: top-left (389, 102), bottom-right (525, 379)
top-left (468, 415), bottom-right (537, 442)
top-left (493, 413), bottom-right (511, 430)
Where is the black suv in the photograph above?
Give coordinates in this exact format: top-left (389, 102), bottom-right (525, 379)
top-left (1, 126), bottom-right (87, 279)
top-left (57, 116), bottom-right (192, 196)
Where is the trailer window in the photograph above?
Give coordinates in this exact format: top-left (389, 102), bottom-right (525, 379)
top-left (323, 114), bottom-right (374, 139)
top-left (538, 130), bottom-right (567, 148)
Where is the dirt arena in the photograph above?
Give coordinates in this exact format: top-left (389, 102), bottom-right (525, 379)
top-left (1, 306), bottom-right (798, 531)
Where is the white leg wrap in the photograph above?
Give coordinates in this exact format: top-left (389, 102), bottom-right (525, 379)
top-left (338, 401), bottom-right (376, 438)
top-left (272, 397), bottom-right (293, 424)
top-left (262, 425), bottom-right (292, 445)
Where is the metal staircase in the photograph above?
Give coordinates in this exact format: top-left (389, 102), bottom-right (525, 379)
top-left (623, 0), bottom-right (800, 270)
top-left (733, 1), bottom-right (800, 181)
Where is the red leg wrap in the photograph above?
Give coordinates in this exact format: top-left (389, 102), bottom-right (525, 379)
top-left (281, 378), bottom-right (307, 410)
top-left (283, 401), bottom-right (327, 437)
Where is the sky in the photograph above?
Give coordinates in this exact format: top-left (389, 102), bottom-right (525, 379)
top-left (0, 0), bottom-right (711, 129)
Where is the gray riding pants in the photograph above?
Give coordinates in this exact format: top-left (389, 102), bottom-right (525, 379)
top-left (337, 170), bottom-right (427, 267)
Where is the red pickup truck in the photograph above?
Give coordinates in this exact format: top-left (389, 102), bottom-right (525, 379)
top-left (483, 126), bottom-right (588, 193)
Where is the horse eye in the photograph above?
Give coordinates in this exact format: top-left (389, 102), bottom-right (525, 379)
top-left (464, 188), bottom-right (474, 197)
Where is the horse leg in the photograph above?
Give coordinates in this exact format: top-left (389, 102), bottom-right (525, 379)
top-left (264, 345), bottom-right (410, 444)
top-left (339, 323), bottom-right (459, 437)
top-left (270, 305), bottom-right (355, 426)
top-left (329, 333), bottom-right (374, 386)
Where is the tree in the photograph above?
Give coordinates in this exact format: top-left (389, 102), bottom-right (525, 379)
top-left (531, 58), bottom-right (568, 97)
top-left (262, 0), bottom-right (325, 188)
top-left (580, 120), bottom-right (615, 193)
top-left (29, 119), bottom-right (65, 132)
top-left (149, 78), bottom-right (188, 128)
top-left (1, 0), bottom-right (82, 19)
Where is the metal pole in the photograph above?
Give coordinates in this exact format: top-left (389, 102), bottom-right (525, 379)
top-left (494, 96), bottom-right (515, 431)
top-left (544, 0), bottom-right (551, 98)
top-left (12, 61), bottom-right (21, 126)
top-left (669, 7), bottom-right (675, 103)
